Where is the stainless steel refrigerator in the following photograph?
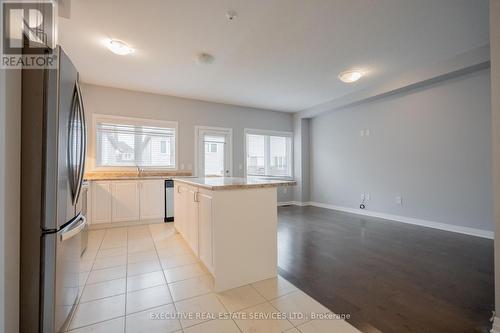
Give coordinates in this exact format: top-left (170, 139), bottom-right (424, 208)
top-left (20, 46), bottom-right (87, 333)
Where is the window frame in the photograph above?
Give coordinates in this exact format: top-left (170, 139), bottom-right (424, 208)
top-left (91, 114), bottom-right (179, 171)
top-left (244, 128), bottom-right (293, 179)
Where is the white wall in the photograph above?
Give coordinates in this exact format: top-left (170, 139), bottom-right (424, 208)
top-left (309, 68), bottom-right (493, 233)
top-left (0, 68), bottom-right (21, 333)
top-left (81, 83), bottom-right (295, 201)
top-left (293, 117), bottom-right (310, 203)
top-left (491, 0), bottom-right (500, 328)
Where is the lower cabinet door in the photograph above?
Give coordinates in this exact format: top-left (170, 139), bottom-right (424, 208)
top-left (186, 188), bottom-right (199, 256)
top-left (198, 191), bottom-right (214, 272)
top-left (92, 181), bottom-right (112, 224)
top-left (112, 181), bottom-right (140, 222)
top-left (174, 184), bottom-right (184, 234)
top-left (139, 180), bottom-right (165, 220)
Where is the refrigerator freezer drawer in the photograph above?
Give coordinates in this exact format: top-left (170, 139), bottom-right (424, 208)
top-left (42, 214), bottom-right (86, 332)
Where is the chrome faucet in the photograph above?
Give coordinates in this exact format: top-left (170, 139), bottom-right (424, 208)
top-left (135, 165), bottom-right (144, 177)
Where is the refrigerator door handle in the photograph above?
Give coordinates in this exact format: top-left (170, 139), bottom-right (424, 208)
top-left (68, 88), bottom-right (79, 203)
top-left (78, 80), bottom-right (87, 187)
top-left (60, 214), bottom-right (86, 242)
top-left (73, 81), bottom-right (86, 205)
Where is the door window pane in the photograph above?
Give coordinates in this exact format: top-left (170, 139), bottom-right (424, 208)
top-left (204, 135), bottom-right (225, 176)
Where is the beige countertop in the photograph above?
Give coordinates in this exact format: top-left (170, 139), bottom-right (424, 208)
top-left (84, 171), bottom-right (192, 181)
top-left (174, 177), bottom-right (296, 190)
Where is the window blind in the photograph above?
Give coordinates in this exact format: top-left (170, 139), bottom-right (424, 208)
top-left (96, 122), bottom-right (176, 168)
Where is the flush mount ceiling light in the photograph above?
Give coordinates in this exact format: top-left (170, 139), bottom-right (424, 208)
top-left (107, 39), bottom-right (135, 55)
top-left (338, 69), bottom-right (364, 83)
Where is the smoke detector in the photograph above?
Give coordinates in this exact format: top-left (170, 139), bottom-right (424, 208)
top-left (226, 10), bottom-right (238, 21)
top-left (196, 53), bottom-right (215, 65)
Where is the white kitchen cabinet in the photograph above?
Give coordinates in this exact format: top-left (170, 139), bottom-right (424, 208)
top-left (174, 183), bottom-right (186, 235)
top-left (112, 181), bottom-right (140, 222)
top-left (174, 184), bottom-right (208, 261)
top-left (92, 181), bottom-right (112, 224)
top-left (173, 185), bottom-right (214, 274)
top-left (197, 190), bottom-right (214, 273)
top-left (90, 179), bottom-right (165, 225)
top-left (173, 178), bottom-right (280, 292)
top-left (139, 180), bottom-right (165, 221)
top-left (186, 186), bottom-right (199, 256)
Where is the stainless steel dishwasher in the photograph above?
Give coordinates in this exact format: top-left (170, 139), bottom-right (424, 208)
top-left (164, 179), bottom-right (174, 222)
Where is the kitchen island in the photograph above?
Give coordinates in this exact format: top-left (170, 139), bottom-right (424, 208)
top-left (174, 177), bottom-right (296, 292)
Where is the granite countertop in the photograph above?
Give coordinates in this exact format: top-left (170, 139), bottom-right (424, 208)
top-left (84, 171), bottom-right (193, 181)
top-left (174, 177), bottom-right (297, 190)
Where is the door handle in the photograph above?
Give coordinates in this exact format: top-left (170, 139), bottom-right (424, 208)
top-left (73, 81), bottom-right (87, 205)
top-left (68, 89), bottom-right (78, 202)
top-left (60, 214), bottom-right (86, 242)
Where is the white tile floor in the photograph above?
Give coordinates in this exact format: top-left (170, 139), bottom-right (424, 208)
top-left (67, 223), bottom-right (360, 333)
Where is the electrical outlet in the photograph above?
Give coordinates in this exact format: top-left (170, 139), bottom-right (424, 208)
top-left (360, 193), bottom-right (365, 200)
top-left (365, 129), bottom-right (370, 136)
top-left (396, 196), bottom-right (403, 205)
top-left (360, 130), bottom-right (365, 137)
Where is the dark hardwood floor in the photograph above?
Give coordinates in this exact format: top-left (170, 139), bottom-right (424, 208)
top-left (277, 205), bottom-right (494, 333)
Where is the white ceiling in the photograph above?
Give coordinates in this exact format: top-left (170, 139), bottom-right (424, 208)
top-left (59, 0), bottom-right (489, 113)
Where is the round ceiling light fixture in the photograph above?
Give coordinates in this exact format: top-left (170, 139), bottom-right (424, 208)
top-left (107, 39), bottom-right (135, 55)
top-left (195, 53), bottom-right (215, 65)
top-left (338, 69), bottom-right (364, 83)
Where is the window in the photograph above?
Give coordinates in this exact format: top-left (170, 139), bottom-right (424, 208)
top-left (205, 143), bottom-right (218, 153)
top-left (160, 140), bottom-right (167, 154)
top-left (95, 115), bottom-right (177, 169)
top-left (245, 129), bottom-right (292, 177)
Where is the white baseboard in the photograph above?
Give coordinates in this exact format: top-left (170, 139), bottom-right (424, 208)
top-left (277, 201), bottom-right (309, 207)
top-left (278, 201), bottom-right (493, 239)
